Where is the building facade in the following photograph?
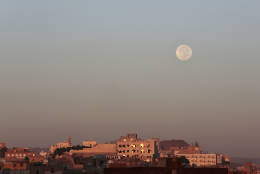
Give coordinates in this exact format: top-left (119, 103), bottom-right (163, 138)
top-left (69, 141), bottom-right (117, 159)
top-left (116, 133), bottom-right (159, 162)
top-left (5, 148), bottom-right (43, 163)
top-left (175, 153), bottom-right (222, 167)
top-left (50, 137), bottom-right (72, 154)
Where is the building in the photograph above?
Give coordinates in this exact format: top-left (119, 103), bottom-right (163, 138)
top-left (50, 137), bottom-right (72, 154)
top-left (236, 162), bottom-right (258, 174)
top-left (5, 148), bottom-right (42, 163)
top-left (0, 143), bottom-right (6, 149)
top-left (105, 157), bottom-right (228, 174)
top-left (175, 153), bottom-right (224, 167)
top-left (0, 142), bottom-right (7, 158)
top-left (69, 141), bottom-right (117, 159)
top-left (116, 133), bottom-right (159, 162)
top-left (82, 141), bottom-right (97, 147)
top-left (2, 161), bottom-right (28, 171)
top-left (161, 144), bottom-right (229, 167)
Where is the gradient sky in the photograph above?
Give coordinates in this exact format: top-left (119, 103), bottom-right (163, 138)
top-left (0, 0), bottom-right (260, 158)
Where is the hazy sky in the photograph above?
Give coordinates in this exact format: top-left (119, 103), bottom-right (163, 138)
top-left (0, 0), bottom-right (260, 158)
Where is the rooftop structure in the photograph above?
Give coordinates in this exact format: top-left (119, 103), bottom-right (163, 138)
top-left (50, 136), bottom-right (72, 154)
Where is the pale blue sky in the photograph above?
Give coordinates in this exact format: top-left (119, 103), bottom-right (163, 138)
top-left (0, 0), bottom-right (260, 157)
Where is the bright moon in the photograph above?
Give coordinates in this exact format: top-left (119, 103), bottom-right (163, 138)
top-left (176, 44), bottom-right (192, 61)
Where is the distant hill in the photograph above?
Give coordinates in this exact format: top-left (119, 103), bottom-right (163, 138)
top-left (159, 140), bottom-right (189, 150)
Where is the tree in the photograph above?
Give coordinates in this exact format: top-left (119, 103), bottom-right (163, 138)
top-left (0, 147), bottom-right (7, 158)
top-left (180, 156), bottom-right (190, 166)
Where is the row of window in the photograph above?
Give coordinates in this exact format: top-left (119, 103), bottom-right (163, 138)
top-left (118, 143), bottom-right (150, 148)
top-left (118, 149), bottom-right (151, 154)
top-left (185, 156), bottom-right (216, 158)
top-left (190, 160), bottom-right (216, 163)
top-left (7, 153), bottom-right (35, 157)
top-left (12, 163), bottom-right (27, 168)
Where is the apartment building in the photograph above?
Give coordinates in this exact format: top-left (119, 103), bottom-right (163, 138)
top-left (5, 148), bottom-right (42, 163)
top-left (175, 153), bottom-right (222, 167)
top-left (116, 133), bottom-right (159, 162)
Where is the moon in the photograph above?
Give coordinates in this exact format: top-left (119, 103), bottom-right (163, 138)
top-left (176, 44), bottom-right (192, 61)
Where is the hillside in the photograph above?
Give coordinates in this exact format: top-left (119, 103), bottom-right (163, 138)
top-left (159, 140), bottom-right (189, 150)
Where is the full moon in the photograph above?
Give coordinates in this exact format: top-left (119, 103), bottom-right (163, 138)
top-left (176, 44), bottom-right (192, 61)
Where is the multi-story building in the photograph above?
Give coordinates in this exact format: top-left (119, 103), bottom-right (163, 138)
top-left (115, 133), bottom-right (159, 162)
top-left (2, 161), bottom-right (28, 170)
top-left (50, 136), bottom-right (72, 154)
top-left (161, 144), bottom-right (229, 167)
top-left (5, 148), bottom-right (40, 162)
top-left (175, 153), bottom-right (224, 167)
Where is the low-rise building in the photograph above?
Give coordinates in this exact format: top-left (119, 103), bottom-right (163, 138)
top-left (5, 148), bottom-right (43, 163)
top-left (3, 161), bottom-right (28, 170)
top-left (50, 137), bottom-right (72, 154)
top-left (82, 141), bottom-right (97, 147)
top-left (69, 141), bottom-right (117, 159)
top-left (175, 153), bottom-right (223, 167)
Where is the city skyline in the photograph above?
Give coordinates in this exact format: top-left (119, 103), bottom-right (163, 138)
top-left (0, 0), bottom-right (260, 159)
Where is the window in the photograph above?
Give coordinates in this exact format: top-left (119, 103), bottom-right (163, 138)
top-left (140, 144), bottom-right (144, 148)
top-left (131, 144), bottom-right (136, 148)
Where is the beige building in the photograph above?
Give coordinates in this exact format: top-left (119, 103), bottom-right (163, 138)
top-left (82, 141), bottom-right (97, 147)
top-left (68, 141), bottom-right (117, 159)
top-left (50, 137), bottom-right (72, 154)
top-left (70, 142), bottom-right (116, 154)
top-left (175, 153), bottom-right (223, 167)
top-left (116, 133), bottom-right (159, 162)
